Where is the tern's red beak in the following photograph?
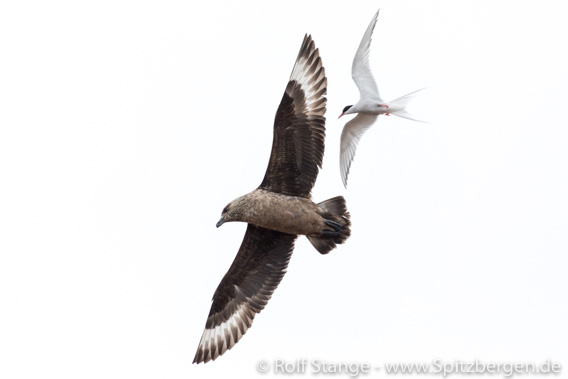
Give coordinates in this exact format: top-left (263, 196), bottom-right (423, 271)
top-left (338, 113), bottom-right (345, 119)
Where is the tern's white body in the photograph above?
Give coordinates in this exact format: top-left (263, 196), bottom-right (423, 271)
top-left (339, 10), bottom-right (424, 187)
top-left (348, 103), bottom-right (388, 114)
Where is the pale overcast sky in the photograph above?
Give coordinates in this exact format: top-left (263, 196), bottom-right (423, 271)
top-left (1, 1), bottom-right (567, 378)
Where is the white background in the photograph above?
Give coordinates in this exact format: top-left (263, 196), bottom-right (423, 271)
top-left (1, 1), bottom-right (567, 378)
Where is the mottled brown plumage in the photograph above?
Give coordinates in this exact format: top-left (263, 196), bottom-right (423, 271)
top-left (194, 35), bottom-right (351, 364)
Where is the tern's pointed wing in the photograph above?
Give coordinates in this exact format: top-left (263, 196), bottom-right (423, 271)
top-left (193, 224), bottom-right (297, 364)
top-left (259, 34), bottom-right (327, 198)
top-left (352, 9), bottom-right (382, 102)
top-left (340, 113), bottom-right (378, 187)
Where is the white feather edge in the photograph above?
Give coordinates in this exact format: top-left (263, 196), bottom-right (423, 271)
top-left (288, 36), bottom-right (326, 117)
top-left (195, 284), bottom-right (273, 363)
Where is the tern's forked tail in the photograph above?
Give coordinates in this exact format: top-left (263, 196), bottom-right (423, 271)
top-left (388, 88), bottom-right (426, 122)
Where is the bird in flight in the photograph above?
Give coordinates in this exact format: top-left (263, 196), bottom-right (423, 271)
top-left (193, 35), bottom-right (351, 364)
top-left (339, 9), bottom-right (424, 187)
